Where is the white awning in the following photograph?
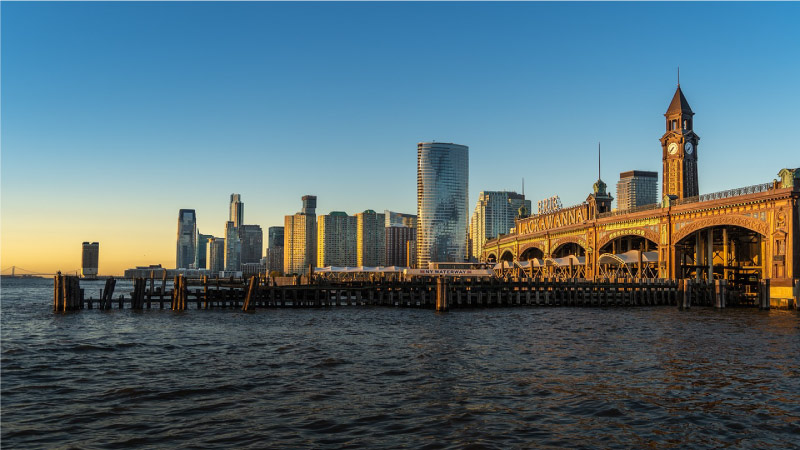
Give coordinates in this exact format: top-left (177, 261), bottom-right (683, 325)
top-left (597, 250), bottom-right (659, 266)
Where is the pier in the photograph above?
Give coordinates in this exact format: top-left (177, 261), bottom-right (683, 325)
top-left (53, 273), bottom-right (798, 312)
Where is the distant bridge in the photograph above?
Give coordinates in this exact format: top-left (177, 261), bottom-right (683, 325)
top-left (1, 266), bottom-right (80, 277)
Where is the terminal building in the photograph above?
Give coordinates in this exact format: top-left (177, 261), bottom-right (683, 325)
top-left (481, 84), bottom-right (799, 305)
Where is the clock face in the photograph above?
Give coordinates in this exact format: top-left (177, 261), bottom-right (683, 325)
top-left (668, 143), bottom-right (678, 155)
top-left (685, 142), bottom-right (694, 154)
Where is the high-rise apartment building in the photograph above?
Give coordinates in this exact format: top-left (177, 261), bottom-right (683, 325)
top-left (230, 193), bottom-right (244, 228)
top-left (417, 142), bottom-right (469, 267)
top-left (284, 196), bottom-right (317, 275)
top-left (384, 210), bottom-right (417, 267)
top-left (195, 233), bottom-right (213, 269)
top-left (267, 226), bottom-right (284, 274)
top-left (207, 237), bottom-right (226, 274)
top-left (224, 221), bottom-right (241, 271)
top-left (81, 242), bottom-right (99, 278)
top-left (356, 210), bottom-right (386, 267)
top-left (386, 226), bottom-right (415, 267)
top-left (176, 209), bottom-right (197, 269)
top-left (240, 225), bottom-right (263, 265)
top-left (470, 191), bottom-right (530, 259)
top-left (616, 170), bottom-right (659, 211)
top-left (317, 212), bottom-right (357, 267)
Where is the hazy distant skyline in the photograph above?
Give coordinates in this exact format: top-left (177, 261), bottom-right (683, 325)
top-left (2, 2), bottom-right (799, 274)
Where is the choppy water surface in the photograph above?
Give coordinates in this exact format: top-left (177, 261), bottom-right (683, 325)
top-left (2, 277), bottom-right (799, 449)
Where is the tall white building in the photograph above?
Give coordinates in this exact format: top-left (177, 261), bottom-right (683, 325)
top-left (616, 170), bottom-right (659, 211)
top-left (417, 142), bottom-right (469, 267)
top-left (317, 212), bottom-right (357, 267)
top-left (470, 191), bottom-right (530, 260)
top-left (356, 210), bottom-right (386, 267)
top-left (284, 195), bottom-right (317, 275)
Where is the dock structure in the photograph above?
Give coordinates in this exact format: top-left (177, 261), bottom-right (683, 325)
top-left (52, 274), bottom-right (798, 312)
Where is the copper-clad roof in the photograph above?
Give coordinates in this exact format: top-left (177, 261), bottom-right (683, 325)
top-left (666, 85), bottom-right (693, 115)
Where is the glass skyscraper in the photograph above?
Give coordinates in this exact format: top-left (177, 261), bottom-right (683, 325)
top-left (176, 209), bottom-right (197, 269)
top-left (230, 193), bottom-right (243, 228)
top-left (416, 142), bottom-right (469, 267)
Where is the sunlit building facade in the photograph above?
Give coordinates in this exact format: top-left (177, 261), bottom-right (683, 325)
top-left (230, 193), bottom-right (244, 228)
top-left (416, 142), bottom-right (469, 267)
top-left (284, 195), bottom-right (317, 275)
top-left (356, 210), bottom-right (386, 267)
top-left (317, 212), bottom-right (357, 267)
top-left (81, 242), bottom-right (99, 278)
top-left (176, 209), bottom-right (197, 269)
top-left (470, 191), bottom-right (530, 260)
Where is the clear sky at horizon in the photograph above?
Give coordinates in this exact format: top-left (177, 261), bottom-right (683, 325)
top-left (2, 1), bottom-right (799, 275)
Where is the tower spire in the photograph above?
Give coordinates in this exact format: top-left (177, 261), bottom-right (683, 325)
top-left (677, 66), bottom-right (680, 86)
top-left (598, 142), bottom-right (601, 180)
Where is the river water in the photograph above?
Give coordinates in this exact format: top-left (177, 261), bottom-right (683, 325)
top-left (2, 277), bottom-right (799, 449)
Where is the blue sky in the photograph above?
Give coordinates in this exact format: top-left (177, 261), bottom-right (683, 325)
top-left (2, 2), bottom-right (799, 273)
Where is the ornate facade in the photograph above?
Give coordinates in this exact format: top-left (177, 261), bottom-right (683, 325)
top-left (482, 85), bottom-right (799, 302)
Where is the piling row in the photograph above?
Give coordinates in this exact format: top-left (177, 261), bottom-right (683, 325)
top-left (61, 275), bottom-right (795, 312)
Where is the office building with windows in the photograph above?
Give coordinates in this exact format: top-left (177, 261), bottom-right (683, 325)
top-left (240, 224), bottom-right (263, 265)
top-left (81, 242), bottom-right (99, 278)
top-left (176, 209), bottom-right (197, 269)
top-left (317, 212), bottom-right (357, 267)
top-left (284, 196), bottom-right (317, 275)
top-left (470, 191), bottom-right (530, 259)
top-left (207, 237), bottom-right (226, 274)
top-left (356, 210), bottom-right (386, 267)
top-left (616, 170), bottom-right (659, 211)
top-left (267, 226), bottom-right (284, 274)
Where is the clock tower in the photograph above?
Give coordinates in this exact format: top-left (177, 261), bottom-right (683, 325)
top-left (660, 84), bottom-right (699, 199)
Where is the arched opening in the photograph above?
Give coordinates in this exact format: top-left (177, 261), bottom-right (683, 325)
top-left (519, 247), bottom-right (544, 261)
top-left (675, 225), bottom-right (764, 302)
top-left (552, 242), bottom-right (585, 259)
top-left (499, 250), bottom-right (514, 263)
top-left (486, 253), bottom-right (497, 263)
top-left (599, 235), bottom-right (658, 255)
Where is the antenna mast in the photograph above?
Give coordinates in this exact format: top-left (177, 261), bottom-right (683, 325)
top-left (598, 142), bottom-right (601, 180)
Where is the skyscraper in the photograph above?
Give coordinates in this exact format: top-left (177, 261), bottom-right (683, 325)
top-left (224, 220), bottom-right (241, 271)
top-left (416, 142), bottom-right (469, 267)
top-left (616, 171), bottom-right (658, 211)
top-left (195, 232), bottom-right (213, 269)
top-left (470, 191), bottom-right (530, 259)
top-left (384, 210), bottom-right (417, 267)
top-left (284, 195), bottom-right (317, 275)
top-left (385, 226), bottom-right (415, 267)
top-left (207, 237), bottom-right (225, 274)
top-left (230, 193), bottom-right (244, 228)
top-left (240, 224), bottom-right (263, 265)
top-left (81, 242), bottom-right (99, 278)
top-left (356, 210), bottom-right (386, 267)
top-left (317, 212), bottom-right (357, 267)
top-left (176, 209), bottom-right (197, 269)
top-left (267, 226), bottom-right (284, 274)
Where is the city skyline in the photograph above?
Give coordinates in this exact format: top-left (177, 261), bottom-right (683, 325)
top-left (2, 2), bottom-right (799, 274)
